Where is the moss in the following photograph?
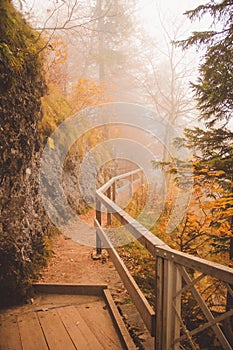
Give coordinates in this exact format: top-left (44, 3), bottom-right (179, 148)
top-left (0, 0), bottom-right (48, 305)
top-left (39, 84), bottom-right (73, 141)
top-left (0, 0), bottom-right (45, 93)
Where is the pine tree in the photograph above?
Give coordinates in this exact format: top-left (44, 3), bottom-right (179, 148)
top-left (179, 0), bottom-right (233, 341)
top-left (179, 0), bottom-right (233, 257)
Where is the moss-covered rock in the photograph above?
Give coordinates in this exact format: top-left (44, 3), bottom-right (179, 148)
top-left (0, 0), bottom-right (49, 305)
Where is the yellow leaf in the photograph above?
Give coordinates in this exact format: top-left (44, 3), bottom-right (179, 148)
top-left (48, 137), bottom-right (54, 149)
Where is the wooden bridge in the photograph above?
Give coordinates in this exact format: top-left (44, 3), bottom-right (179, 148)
top-left (1, 169), bottom-right (233, 350)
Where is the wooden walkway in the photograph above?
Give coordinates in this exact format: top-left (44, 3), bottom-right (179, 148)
top-left (0, 284), bottom-right (136, 350)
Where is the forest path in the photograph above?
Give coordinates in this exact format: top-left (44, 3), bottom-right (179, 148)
top-left (38, 217), bottom-right (154, 349)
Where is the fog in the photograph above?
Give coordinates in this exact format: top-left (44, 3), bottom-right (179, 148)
top-left (13, 0), bottom-right (213, 158)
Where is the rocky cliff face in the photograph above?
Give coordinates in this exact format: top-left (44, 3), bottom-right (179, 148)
top-left (0, 0), bottom-right (48, 304)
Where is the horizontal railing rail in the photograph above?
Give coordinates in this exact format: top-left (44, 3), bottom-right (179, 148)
top-left (95, 169), bottom-right (233, 350)
top-left (95, 218), bottom-right (156, 335)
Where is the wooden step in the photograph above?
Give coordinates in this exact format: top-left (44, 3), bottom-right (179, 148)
top-left (0, 289), bottom-right (135, 350)
top-left (57, 306), bottom-right (104, 350)
top-left (18, 312), bottom-right (48, 350)
top-left (0, 314), bottom-right (22, 350)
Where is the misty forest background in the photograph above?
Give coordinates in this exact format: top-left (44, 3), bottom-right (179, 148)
top-left (0, 2), bottom-right (232, 343)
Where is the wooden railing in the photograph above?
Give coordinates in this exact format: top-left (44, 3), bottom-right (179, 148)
top-left (95, 169), bottom-right (233, 350)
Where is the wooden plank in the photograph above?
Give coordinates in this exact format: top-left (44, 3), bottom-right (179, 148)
top-left (162, 259), bottom-right (173, 349)
top-left (161, 260), bottom-right (182, 350)
top-left (95, 219), bottom-right (155, 336)
top-left (78, 301), bottom-right (123, 349)
top-left (103, 289), bottom-right (137, 350)
top-left (0, 314), bottom-right (22, 350)
top-left (57, 306), bottom-right (103, 350)
top-left (153, 247), bottom-right (233, 285)
top-left (97, 178), bottom-right (115, 194)
top-left (18, 312), bottom-right (48, 350)
top-left (33, 283), bottom-right (107, 296)
top-left (155, 256), bottom-right (163, 350)
top-left (173, 264), bottom-right (182, 350)
top-left (37, 309), bottom-right (76, 350)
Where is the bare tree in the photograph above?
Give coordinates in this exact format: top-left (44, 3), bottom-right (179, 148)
top-left (134, 15), bottom-right (198, 162)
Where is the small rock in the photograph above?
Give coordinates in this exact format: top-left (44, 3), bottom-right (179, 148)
top-left (91, 253), bottom-right (102, 260)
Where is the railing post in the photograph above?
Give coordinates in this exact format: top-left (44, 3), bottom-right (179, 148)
top-left (96, 197), bottom-right (102, 255)
top-left (112, 181), bottom-right (116, 202)
top-left (173, 265), bottom-right (182, 350)
top-left (155, 257), bottom-right (181, 350)
top-left (130, 174), bottom-right (133, 197)
top-left (155, 256), bottom-right (163, 350)
top-left (107, 186), bottom-right (111, 226)
top-left (140, 171), bottom-right (144, 196)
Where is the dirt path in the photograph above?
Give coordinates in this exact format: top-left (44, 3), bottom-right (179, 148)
top-left (38, 219), bottom-right (154, 349)
top-left (39, 233), bottom-right (125, 302)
